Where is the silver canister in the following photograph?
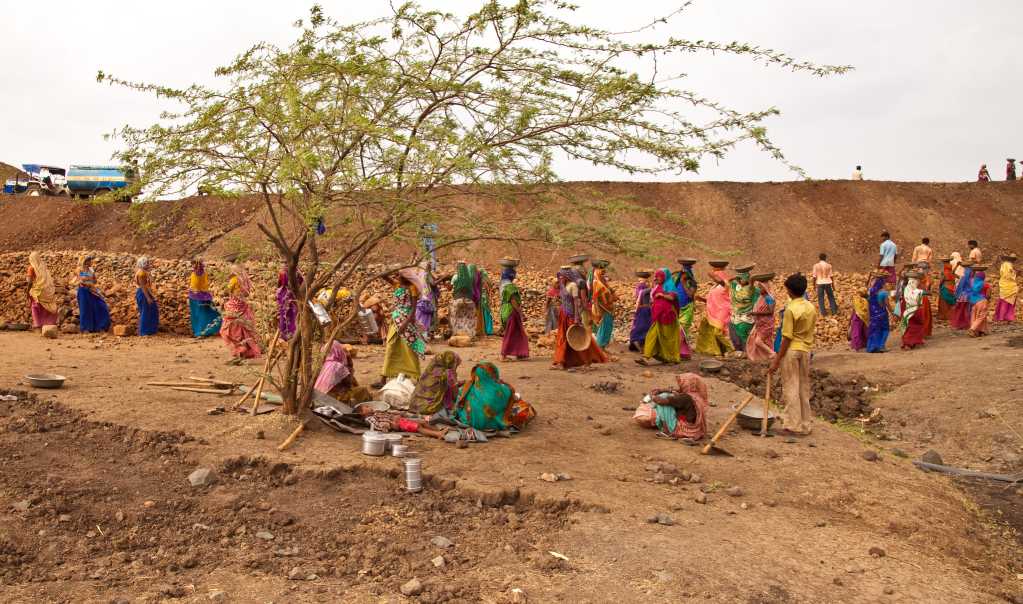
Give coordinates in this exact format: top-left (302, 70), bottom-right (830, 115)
top-left (403, 456), bottom-right (423, 492)
top-left (361, 431), bottom-right (387, 456)
top-left (391, 443), bottom-right (408, 458)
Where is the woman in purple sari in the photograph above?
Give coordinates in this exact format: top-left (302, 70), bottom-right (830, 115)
top-left (628, 271), bottom-right (653, 351)
top-left (866, 275), bottom-right (892, 353)
top-left (276, 267), bottom-right (300, 340)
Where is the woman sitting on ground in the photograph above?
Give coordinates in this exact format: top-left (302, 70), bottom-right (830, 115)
top-left (314, 340), bottom-right (371, 404)
top-left (453, 362), bottom-right (535, 432)
top-left (409, 351), bottom-right (462, 414)
top-left (632, 373), bottom-right (709, 442)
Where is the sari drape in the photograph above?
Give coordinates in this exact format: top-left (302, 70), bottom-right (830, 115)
top-left (500, 283), bottom-right (530, 359)
top-left (628, 283), bottom-right (653, 348)
top-left (995, 261), bottom-right (1017, 322)
top-left (454, 363), bottom-right (535, 431)
top-left (849, 295), bottom-right (869, 351)
top-left (410, 351), bottom-right (461, 414)
top-left (866, 278), bottom-right (889, 353)
top-left (745, 291), bottom-right (776, 362)
top-left (77, 274), bottom-right (111, 333)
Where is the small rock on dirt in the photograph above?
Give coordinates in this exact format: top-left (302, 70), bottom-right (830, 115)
top-left (694, 492), bottom-right (707, 505)
top-left (431, 535), bottom-right (453, 549)
top-left (920, 450), bottom-right (943, 465)
top-left (726, 486), bottom-right (744, 497)
top-left (188, 468), bottom-right (215, 487)
top-left (401, 578), bottom-right (423, 596)
top-left (861, 450), bottom-right (879, 462)
top-left (891, 448), bottom-right (908, 458)
top-left (883, 587), bottom-right (895, 595)
top-left (208, 590), bottom-right (227, 602)
top-left (255, 531), bottom-right (274, 541)
top-left (539, 473), bottom-right (558, 483)
top-left (287, 567), bottom-right (303, 580)
top-left (11, 500), bottom-right (30, 512)
top-left (868, 546), bottom-right (886, 558)
top-left (656, 513), bottom-right (674, 526)
top-left (255, 430), bottom-right (265, 440)
top-left (431, 555), bottom-right (445, 568)
top-left (765, 450), bottom-right (779, 459)
top-left (509, 587), bottom-right (527, 603)
top-left (41, 325), bottom-right (58, 339)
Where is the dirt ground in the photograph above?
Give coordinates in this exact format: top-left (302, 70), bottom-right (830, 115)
top-left (0, 322), bottom-right (1021, 603)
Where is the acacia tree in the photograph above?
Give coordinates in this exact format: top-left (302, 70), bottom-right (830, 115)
top-left (101, 1), bottom-right (849, 414)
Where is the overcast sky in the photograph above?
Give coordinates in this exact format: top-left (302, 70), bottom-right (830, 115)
top-left (1, 1), bottom-right (1020, 182)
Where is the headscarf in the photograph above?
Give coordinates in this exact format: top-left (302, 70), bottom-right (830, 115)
top-left (230, 263), bottom-right (253, 297)
top-left (454, 362), bottom-right (533, 431)
top-left (940, 259), bottom-right (957, 304)
top-left (650, 269), bottom-right (678, 325)
top-left (313, 341), bottom-right (352, 395)
top-left (452, 262), bottom-right (474, 298)
top-left (705, 270), bottom-right (732, 329)
top-left (28, 251), bottom-right (58, 313)
top-left (950, 252), bottom-right (964, 279)
top-left (672, 373), bottom-right (709, 440)
top-left (902, 277), bottom-right (922, 317)
top-left (78, 254), bottom-right (94, 273)
top-left (591, 267), bottom-right (614, 322)
top-left (399, 267), bottom-right (427, 300)
top-left (136, 256), bottom-right (150, 272)
top-left (968, 271), bottom-right (988, 305)
top-left (852, 288), bottom-right (870, 325)
top-left (409, 351), bottom-right (461, 414)
top-left (868, 276), bottom-right (889, 324)
top-left (674, 265), bottom-right (695, 308)
top-left (954, 266), bottom-right (973, 303)
top-left (557, 267), bottom-right (580, 319)
top-left (999, 260), bottom-right (1018, 303)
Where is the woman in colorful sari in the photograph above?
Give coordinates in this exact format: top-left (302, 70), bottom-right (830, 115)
top-left (409, 351), bottom-right (462, 414)
top-left (499, 269), bottom-right (530, 360)
top-left (949, 265), bottom-right (974, 330)
top-left (694, 271), bottom-right (735, 357)
top-left (675, 263), bottom-right (698, 349)
top-left (995, 255), bottom-right (1017, 322)
top-left (745, 278), bottom-right (776, 362)
top-left (219, 263), bottom-right (262, 358)
top-left (900, 273), bottom-right (927, 349)
top-left (472, 264), bottom-right (495, 336)
top-left (275, 267), bottom-right (300, 341)
top-left (727, 270), bottom-right (758, 352)
top-left (450, 261), bottom-right (477, 338)
top-left (27, 252), bottom-right (59, 329)
top-left (866, 274), bottom-right (892, 353)
top-left (499, 265), bottom-right (517, 331)
top-left (76, 255), bottom-right (111, 333)
top-left (313, 340), bottom-right (370, 404)
top-left (552, 267), bottom-right (609, 369)
top-left (378, 273), bottom-right (426, 385)
top-left (398, 266), bottom-right (432, 336)
top-left (848, 288), bottom-right (869, 351)
top-left (591, 264), bottom-right (617, 349)
top-left (134, 256), bottom-right (160, 336)
top-left (628, 271), bottom-right (653, 351)
top-left (453, 362), bottom-right (535, 431)
top-left (638, 269), bottom-right (681, 365)
top-left (188, 259), bottom-right (221, 337)
top-left (968, 269), bottom-right (991, 337)
top-left (632, 373), bottom-right (709, 442)
top-left (937, 257), bottom-right (957, 321)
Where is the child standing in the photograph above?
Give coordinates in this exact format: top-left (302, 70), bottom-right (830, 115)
top-left (768, 273), bottom-right (818, 435)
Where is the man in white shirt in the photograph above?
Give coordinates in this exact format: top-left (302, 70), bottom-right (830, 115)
top-left (811, 253), bottom-right (838, 316)
top-left (911, 237), bottom-right (933, 264)
top-left (878, 231), bottom-right (898, 284)
top-left (852, 165), bottom-right (864, 180)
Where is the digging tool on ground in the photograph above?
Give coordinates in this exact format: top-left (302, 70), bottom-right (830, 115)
top-left (701, 393), bottom-right (755, 456)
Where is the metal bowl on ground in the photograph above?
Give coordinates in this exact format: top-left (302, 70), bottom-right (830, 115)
top-left (751, 272), bottom-right (775, 282)
top-left (708, 260), bottom-right (729, 269)
top-left (566, 324), bottom-right (591, 352)
top-left (25, 374), bottom-right (66, 389)
top-left (354, 400), bottom-right (391, 413)
top-left (7, 323), bottom-right (29, 331)
top-left (699, 359), bottom-right (723, 374)
top-left (734, 402), bottom-right (777, 431)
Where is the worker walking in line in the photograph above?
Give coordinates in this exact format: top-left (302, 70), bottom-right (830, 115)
top-left (852, 165), bottom-right (864, 180)
top-left (1007, 158), bottom-right (1017, 181)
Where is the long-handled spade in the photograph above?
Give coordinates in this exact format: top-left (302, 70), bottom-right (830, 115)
top-left (700, 393), bottom-right (755, 456)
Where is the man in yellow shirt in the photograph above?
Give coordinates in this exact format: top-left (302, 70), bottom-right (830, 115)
top-left (768, 273), bottom-right (817, 435)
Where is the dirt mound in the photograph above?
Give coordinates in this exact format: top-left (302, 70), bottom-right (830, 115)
top-left (0, 390), bottom-right (573, 601)
top-left (2, 181), bottom-right (1023, 275)
top-left (0, 162), bottom-right (24, 183)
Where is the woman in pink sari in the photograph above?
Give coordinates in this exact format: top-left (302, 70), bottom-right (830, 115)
top-left (632, 372), bottom-right (709, 442)
top-left (694, 270), bottom-right (734, 357)
top-left (220, 263), bottom-right (263, 359)
top-left (745, 278), bottom-right (776, 362)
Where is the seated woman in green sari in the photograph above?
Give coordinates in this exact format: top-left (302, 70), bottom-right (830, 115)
top-left (453, 362), bottom-right (536, 431)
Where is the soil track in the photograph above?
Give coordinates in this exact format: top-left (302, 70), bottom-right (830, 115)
top-left (2, 181), bottom-right (1023, 273)
top-left (0, 325), bottom-right (1020, 602)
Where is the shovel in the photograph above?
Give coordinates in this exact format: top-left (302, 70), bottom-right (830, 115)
top-left (701, 393), bottom-right (755, 456)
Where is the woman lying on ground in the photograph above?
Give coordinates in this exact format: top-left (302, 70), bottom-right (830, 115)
top-left (632, 372), bottom-right (709, 443)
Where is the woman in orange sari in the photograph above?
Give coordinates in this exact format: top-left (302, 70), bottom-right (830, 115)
top-left (916, 262), bottom-right (934, 337)
top-left (968, 269), bottom-right (991, 337)
top-left (552, 267), bottom-right (608, 369)
top-left (937, 256), bottom-right (957, 321)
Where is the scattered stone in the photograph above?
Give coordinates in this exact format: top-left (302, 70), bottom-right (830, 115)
top-left (815, 521), bottom-right (827, 528)
top-left (833, 577), bottom-right (843, 586)
top-left (740, 502), bottom-right (749, 510)
top-left (41, 325), bottom-right (59, 339)
top-left (694, 492), bottom-right (707, 505)
top-left (868, 546), bottom-right (886, 558)
top-left (431, 555), bottom-right (445, 568)
top-left (688, 473), bottom-right (702, 484)
top-left (920, 450), bottom-right (943, 465)
top-left (656, 514), bottom-right (674, 526)
top-left (726, 486), bottom-right (744, 497)
top-left (784, 437), bottom-right (797, 444)
top-left (679, 470), bottom-right (692, 481)
top-left (555, 473), bottom-right (572, 481)
top-left (206, 407), bottom-right (225, 416)
top-left (143, 500), bottom-right (156, 508)
top-left (891, 448), bottom-right (908, 458)
top-left (509, 587), bottom-right (527, 603)
top-left (115, 511), bottom-right (125, 523)
top-left (255, 531), bottom-right (274, 541)
top-left (208, 590), bottom-right (227, 602)
top-left (883, 587), bottom-right (895, 595)
top-left (400, 578), bottom-right (423, 596)
top-left (539, 473), bottom-right (558, 483)
top-left (287, 567), bottom-right (303, 580)
top-left (599, 427), bottom-right (612, 436)
top-left (305, 574), bottom-right (318, 581)
top-left (764, 500), bottom-right (778, 508)
top-left (765, 450), bottom-right (779, 459)
top-left (60, 323), bottom-right (79, 334)
top-left (11, 500), bottom-right (30, 512)
top-left (861, 450), bottom-right (879, 462)
top-left (58, 514), bottom-right (71, 522)
top-left (642, 370), bottom-right (654, 378)
top-left (431, 535), bottom-right (453, 549)
top-left (188, 468), bottom-right (215, 487)
top-left (255, 430), bottom-right (265, 440)
top-left (112, 325), bottom-right (130, 337)
top-left (652, 472), bottom-right (666, 484)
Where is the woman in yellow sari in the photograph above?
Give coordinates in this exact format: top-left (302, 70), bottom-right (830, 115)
top-left (694, 270), bottom-right (734, 357)
top-left (27, 251), bottom-right (59, 329)
top-left (994, 254), bottom-right (1018, 322)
